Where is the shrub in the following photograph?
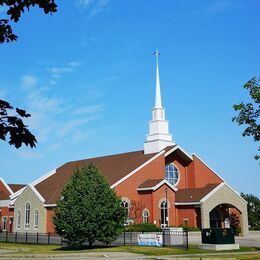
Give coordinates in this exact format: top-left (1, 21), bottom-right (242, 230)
top-left (53, 163), bottom-right (125, 248)
top-left (124, 223), bottom-right (161, 232)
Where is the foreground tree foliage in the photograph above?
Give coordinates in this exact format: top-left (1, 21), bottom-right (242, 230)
top-left (0, 99), bottom-right (36, 148)
top-left (53, 163), bottom-right (125, 249)
top-left (233, 77), bottom-right (260, 160)
top-left (0, 0), bottom-right (57, 43)
top-left (241, 193), bottom-right (260, 230)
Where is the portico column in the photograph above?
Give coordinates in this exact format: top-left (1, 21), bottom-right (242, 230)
top-left (201, 202), bottom-right (210, 229)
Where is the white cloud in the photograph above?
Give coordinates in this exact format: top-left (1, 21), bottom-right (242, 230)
top-left (20, 73), bottom-right (104, 150)
top-left (47, 61), bottom-right (80, 79)
top-left (77, 0), bottom-right (110, 18)
top-left (21, 75), bottom-right (38, 89)
top-left (72, 104), bottom-right (104, 115)
top-left (192, 0), bottom-right (236, 15)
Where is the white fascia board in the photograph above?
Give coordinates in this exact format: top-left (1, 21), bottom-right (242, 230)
top-left (164, 145), bottom-right (193, 161)
top-left (0, 177), bottom-right (14, 195)
top-left (44, 204), bottom-right (57, 207)
top-left (137, 179), bottom-right (178, 192)
top-left (29, 185), bottom-right (45, 203)
top-left (9, 186), bottom-right (26, 200)
top-left (0, 200), bottom-right (9, 207)
top-left (153, 179), bottom-right (178, 192)
top-left (110, 150), bottom-right (165, 189)
top-left (224, 183), bottom-right (248, 204)
top-left (192, 153), bottom-right (224, 182)
top-left (9, 198), bottom-right (17, 207)
top-left (175, 202), bottom-right (201, 206)
top-left (30, 169), bottom-right (56, 187)
top-left (200, 182), bottom-right (225, 203)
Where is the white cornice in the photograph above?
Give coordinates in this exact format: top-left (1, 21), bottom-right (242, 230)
top-left (175, 202), bottom-right (201, 206)
top-left (0, 200), bottom-right (9, 207)
top-left (0, 177), bottom-right (14, 195)
top-left (137, 179), bottom-right (178, 192)
top-left (110, 150), bottom-right (165, 189)
top-left (44, 204), bottom-right (57, 207)
top-left (165, 145), bottom-right (193, 161)
top-left (200, 182), bottom-right (225, 202)
top-left (30, 169), bottom-right (56, 187)
top-left (29, 185), bottom-right (45, 203)
top-left (9, 186), bottom-right (26, 200)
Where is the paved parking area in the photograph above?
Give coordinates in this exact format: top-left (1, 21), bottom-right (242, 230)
top-left (189, 233), bottom-right (260, 247)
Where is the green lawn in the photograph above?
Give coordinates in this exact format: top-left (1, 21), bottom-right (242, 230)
top-left (0, 242), bottom-right (259, 257)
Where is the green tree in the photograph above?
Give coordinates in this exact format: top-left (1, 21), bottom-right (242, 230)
top-left (233, 77), bottom-right (260, 160)
top-left (0, 0), bottom-right (57, 43)
top-left (53, 163), bottom-right (125, 248)
top-left (241, 193), bottom-right (260, 229)
top-left (0, 99), bottom-right (36, 148)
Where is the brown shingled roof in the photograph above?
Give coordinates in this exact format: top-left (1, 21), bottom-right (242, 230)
top-left (138, 179), bottom-right (164, 189)
top-left (175, 183), bottom-right (220, 203)
top-left (35, 150), bottom-right (157, 204)
top-left (8, 184), bottom-right (26, 193)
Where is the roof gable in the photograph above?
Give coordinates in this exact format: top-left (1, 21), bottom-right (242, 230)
top-left (137, 178), bottom-right (178, 192)
top-left (34, 150), bottom-right (158, 204)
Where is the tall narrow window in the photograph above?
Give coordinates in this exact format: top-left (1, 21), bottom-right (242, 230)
top-left (17, 211), bottom-right (21, 229)
top-left (25, 203), bottom-right (30, 229)
top-left (165, 164), bottom-right (179, 185)
top-left (142, 210), bottom-right (149, 223)
top-left (160, 200), bottom-right (168, 228)
top-left (121, 200), bottom-right (129, 217)
top-left (34, 210), bottom-right (39, 229)
top-left (2, 217), bottom-right (8, 231)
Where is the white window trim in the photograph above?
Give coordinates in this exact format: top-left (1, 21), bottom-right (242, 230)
top-left (34, 209), bottom-right (39, 230)
top-left (2, 216), bottom-right (8, 231)
top-left (16, 210), bottom-right (21, 229)
top-left (24, 202), bottom-right (31, 230)
top-left (165, 163), bottom-right (181, 187)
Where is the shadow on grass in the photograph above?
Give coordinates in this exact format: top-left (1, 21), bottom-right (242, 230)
top-left (54, 244), bottom-right (120, 251)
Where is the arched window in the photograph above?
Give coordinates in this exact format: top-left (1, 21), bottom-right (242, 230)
top-left (165, 164), bottom-right (179, 185)
top-left (17, 210), bottom-right (21, 229)
top-left (121, 200), bottom-right (129, 217)
top-left (25, 203), bottom-right (30, 229)
top-left (34, 210), bottom-right (39, 229)
top-left (160, 200), bottom-right (168, 228)
top-left (142, 210), bottom-right (149, 223)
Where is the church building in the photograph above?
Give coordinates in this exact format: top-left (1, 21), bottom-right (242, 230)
top-left (1, 51), bottom-right (248, 235)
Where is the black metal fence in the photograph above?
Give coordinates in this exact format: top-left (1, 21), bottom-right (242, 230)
top-left (0, 230), bottom-right (188, 249)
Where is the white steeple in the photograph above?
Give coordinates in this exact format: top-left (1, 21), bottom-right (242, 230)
top-left (144, 50), bottom-right (175, 154)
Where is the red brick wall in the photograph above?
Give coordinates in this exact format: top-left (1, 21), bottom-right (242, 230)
top-left (46, 208), bottom-right (55, 233)
top-left (192, 155), bottom-right (223, 188)
top-left (0, 180), bottom-right (13, 232)
top-left (176, 206), bottom-right (199, 227)
top-left (152, 184), bottom-right (176, 226)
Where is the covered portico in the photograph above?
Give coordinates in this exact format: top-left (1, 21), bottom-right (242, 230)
top-left (200, 182), bottom-right (248, 236)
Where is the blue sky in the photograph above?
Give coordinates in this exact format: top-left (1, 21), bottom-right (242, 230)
top-left (0, 0), bottom-right (259, 196)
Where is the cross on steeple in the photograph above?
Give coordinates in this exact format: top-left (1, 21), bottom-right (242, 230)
top-left (154, 49), bottom-right (160, 64)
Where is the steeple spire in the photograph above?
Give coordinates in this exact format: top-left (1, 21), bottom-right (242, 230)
top-left (154, 49), bottom-right (162, 109)
top-left (144, 50), bottom-right (175, 154)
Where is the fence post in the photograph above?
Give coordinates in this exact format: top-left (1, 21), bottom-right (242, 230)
top-left (15, 232), bottom-right (17, 243)
top-left (162, 229), bottom-right (165, 247)
top-left (186, 231), bottom-right (189, 250)
top-left (123, 229), bottom-right (126, 246)
top-left (48, 232), bottom-right (50, 245)
top-left (25, 232), bottom-right (28, 244)
top-left (5, 231), bottom-right (8, 243)
top-left (36, 232), bottom-right (39, 245)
